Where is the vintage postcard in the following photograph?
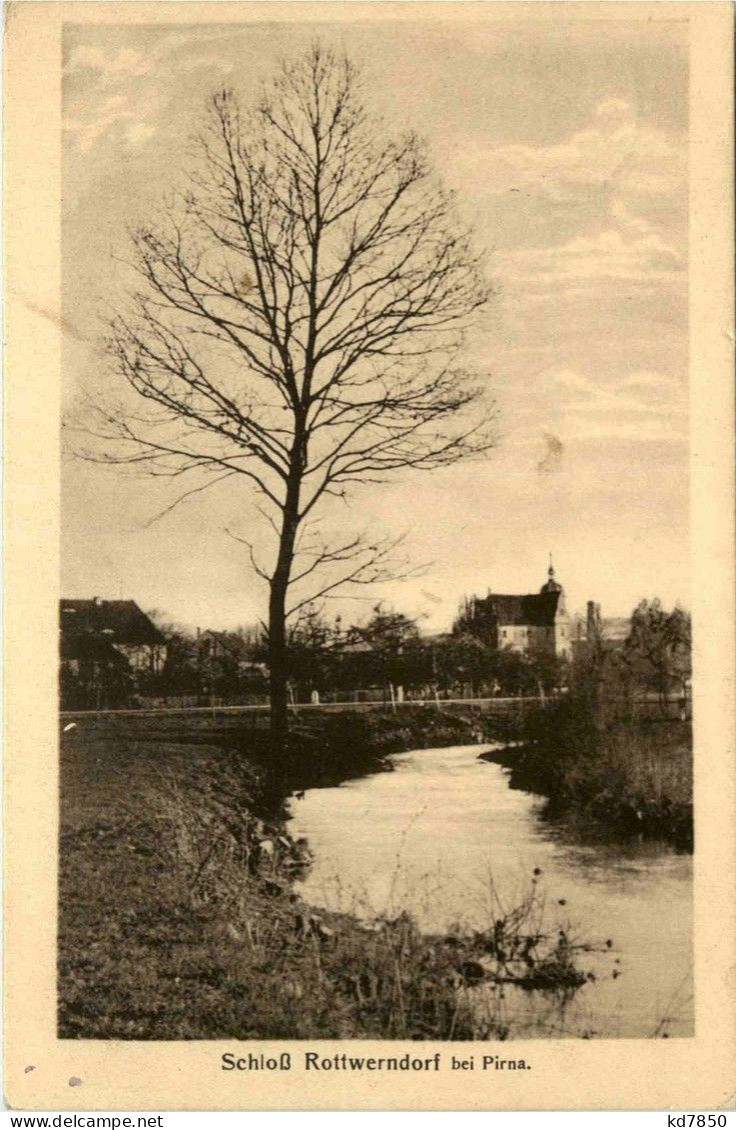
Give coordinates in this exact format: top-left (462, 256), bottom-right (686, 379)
top-left (4, 0), bottom-right (735, 1112)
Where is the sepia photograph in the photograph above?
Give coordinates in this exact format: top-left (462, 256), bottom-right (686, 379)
top-left (59, 11), bottom-right (693, 1043)
top-left (3, 0), bottom-right (734, 1113)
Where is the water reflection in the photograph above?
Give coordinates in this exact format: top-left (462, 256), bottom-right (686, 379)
top-left (287, 744), bottom-right (693, 1038)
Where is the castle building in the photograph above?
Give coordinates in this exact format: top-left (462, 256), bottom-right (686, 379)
top-left (459, 562), bottom-right (572, 660)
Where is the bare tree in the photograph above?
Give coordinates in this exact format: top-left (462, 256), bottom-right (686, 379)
top-left (88, 43), bottom-right (495, 753)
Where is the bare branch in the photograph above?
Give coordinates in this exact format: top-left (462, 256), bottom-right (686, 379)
top-left (285, 532), bottom-right (420, 621)
top-left (142, 471), bottom-right (237, 528)
top-left (224, 527), bottom-right (270, 582)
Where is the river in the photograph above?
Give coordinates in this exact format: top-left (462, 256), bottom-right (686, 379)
top-left (287, 743), bottom-right (693, 1039)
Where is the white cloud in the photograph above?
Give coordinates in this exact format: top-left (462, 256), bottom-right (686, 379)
top-left (63, 31), bottom-right (239, 154)
top-left (64, 45), bottom-right (150, 81)
top-left (574, 369), bottom-right (682, 415)
top-left (64, 85), bottom-right (161, 154)
top-left (504, 365), bottom-right (687, 456)
top-left (595, 96), bottom-right (631, 120)
top-left (177, 53), bottom-right (234, 74)
top-left (452, 96), bottom-right (684, 208)
top-left (64, 28), bottom-right (239, 87)
top-left (498, 227), bottom-right (684, 289)
top-left (452, 97), bottom-right (686, 327)
top-left (125, 122), bottom-right (157, 146)
top-left (618, 370), bottom-right (682, 393)
top-left (610, 197), bottom-right (654, 236)
top-left (566, 414), bottom-right (687, 445)
top-left (548, 367), bottom-right (684, 416)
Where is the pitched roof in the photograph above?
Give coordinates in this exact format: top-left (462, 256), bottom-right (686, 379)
top-left (59, 600), bottom-right (165, 645)
top-left (60, 632), bottom-right (131, 666)
top-left (198, 630), bottom-right (249, 656)
top-left (473, 591), bottom-right (563, 628)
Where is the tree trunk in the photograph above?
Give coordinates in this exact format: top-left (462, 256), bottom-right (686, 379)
top-left (267, 431), bottom-right (305, 763)
top-left (268, 582), bottom-right (290, 755)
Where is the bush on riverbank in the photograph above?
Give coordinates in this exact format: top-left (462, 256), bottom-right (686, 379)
top-left (59, 720), bottom-right (602, 1040)
top-left (486, 697), bottom-right (693, 850)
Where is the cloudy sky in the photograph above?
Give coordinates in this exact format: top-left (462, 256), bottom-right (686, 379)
top-left (62, 14), bottom-right (689, 633)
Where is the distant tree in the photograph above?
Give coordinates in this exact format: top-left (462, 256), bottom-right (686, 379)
top-left (232, 623), bottom-right (266, 661)
top-left (143, 612), bottom-right (200, 697)
top-left (344, 606), bottom-right (428, 696)
top-left (622, 599), bottom-right (692, 709)
top-left (452, 595), bottom-right (496, 640)
top-left (89, 43), bottom-right (495, 756)
top-left (285, 604), bottom-right (340, 698)
top-left (434, 631), bottom-right (491, 696)
top-left (523, 647), bottom-right (569, 698)
top-left (160, 628), bottom-right (201, 696)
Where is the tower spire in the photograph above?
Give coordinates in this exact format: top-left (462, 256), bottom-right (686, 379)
top-left (541, 553), bottom-right (561, 593)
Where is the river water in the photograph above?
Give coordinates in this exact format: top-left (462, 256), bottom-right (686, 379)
top-left (287, 743), bottom-right (693, 1039)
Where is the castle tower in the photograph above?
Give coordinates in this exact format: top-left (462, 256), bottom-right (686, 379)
top-left (540, 556), bottom-right (562, 594)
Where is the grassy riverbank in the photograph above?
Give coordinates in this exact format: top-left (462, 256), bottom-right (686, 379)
top-left (59, 712), bottom-right (601, 1040)
top-left (484, 700), bottom-right (693, 851)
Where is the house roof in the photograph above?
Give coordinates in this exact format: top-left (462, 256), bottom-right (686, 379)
top-left (60, 632), bottom-right (131, 666)
top-left (198, 630), bottom-right (249, 656)
top-left (59, 600), bottom-right (165, 645)
top-left (473, 591), bottom-right (563, 628)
